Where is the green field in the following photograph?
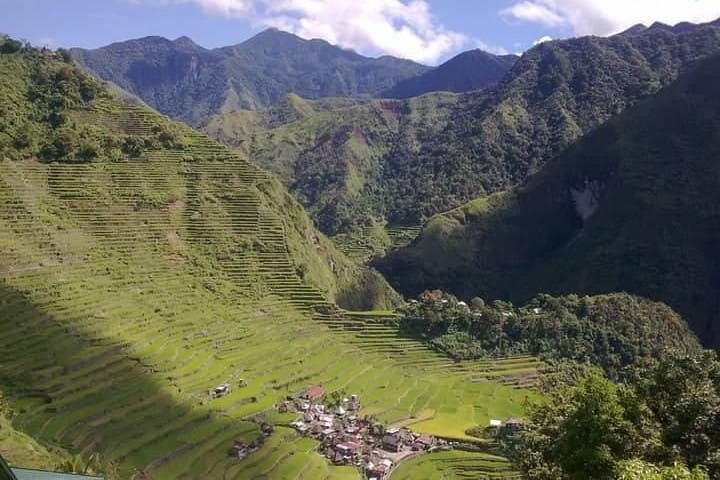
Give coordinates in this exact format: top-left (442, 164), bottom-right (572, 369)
top-left (0, 103), bottom-right (538, 479)
top-left (391, 450), bottom-right (522, 479)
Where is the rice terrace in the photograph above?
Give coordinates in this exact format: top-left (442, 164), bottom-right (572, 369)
top-left (0, 76), bottom-right (536, 478)
top-left (6, 3), bottom-right (720, 479)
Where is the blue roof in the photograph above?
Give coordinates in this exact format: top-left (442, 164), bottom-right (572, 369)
top-left (11, 469), bottom-right (102, 480)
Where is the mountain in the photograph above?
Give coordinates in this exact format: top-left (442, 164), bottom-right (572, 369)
top-left (0, 40), bottom-right (537, 480)
top-left (382, 49), bottom-right (518, 98)
top-left (0, 35), bottom-right (399, 310)
top-left (205, 19), bottom-right (720, 243)
top-left (378, 52), bottom-right (720, 347)
top-left (70, 29), bottom-right (429, 125)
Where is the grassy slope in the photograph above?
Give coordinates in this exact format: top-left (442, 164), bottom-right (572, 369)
top-left (0, 45), bottom-right (537, 478)
top-left (0, 406), bottom-right (71, 470)
top-left (203, 22), bottom-right (720, 241)
top-left (380, 53), bottom-right (720, 347)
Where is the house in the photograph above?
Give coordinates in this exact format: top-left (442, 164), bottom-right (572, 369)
top-left (347, 394), bottom-right (361, 411)
top-left (304, 386), bottom-right (325, 399)
top-left (416, 434), bottom-right (434, 449)
top-left (368, 463), bottom-right (389, 479)
top-left (489, 419), bottom-right (502, 428)
top-left (228, 439), bottom-right (249, 458)
top-left (505, 418), bottom-right (525, 432)
top-left (211, 383), bottom-right (231, 398)
top-left (381, 434), bottom-right (402, 452)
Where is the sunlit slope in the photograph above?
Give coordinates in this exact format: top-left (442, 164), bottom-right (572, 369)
top-left (0, 153), bottom-right (535, 478)
top-left (0, 53), bottom-right (537, 478)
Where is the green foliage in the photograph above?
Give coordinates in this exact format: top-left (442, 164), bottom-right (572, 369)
top-left (206, 21), bottom-right (720, 237)
top-left (517, 351), bottom-right (720, 479)
top-left (382, 50), bottom-right (720, 348)
top-left (615, 459), bottom-right (709, 480)
top-left (398, 291), bottom-right (699, 379)
top-left (0, 39), bottom-right (190, 163)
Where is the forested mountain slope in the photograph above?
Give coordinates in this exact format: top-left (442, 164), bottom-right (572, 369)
top-left (206, 19), bottom-right (720, 241)
top-left (379, 52), bottom-right (720, 347)
top-left (381, 49), bottom-right (518, 98)
top-left (70, 29), bottom-right (428, 125)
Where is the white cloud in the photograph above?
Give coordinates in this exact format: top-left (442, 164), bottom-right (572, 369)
top-left (502, 0), bottom-right (720, 36)
top-left (147, 0), bottom-right (469, 64)
top-left (532, 35), bottom-right (552, 45)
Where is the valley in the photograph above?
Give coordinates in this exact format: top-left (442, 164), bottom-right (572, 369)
top-left (0, 52), bottom-right (535, 478)
top-left (4, 6), bottom-right (720, 479)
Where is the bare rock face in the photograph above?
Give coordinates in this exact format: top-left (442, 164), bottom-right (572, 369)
top-left (570, 179), bottom-right (605, 221)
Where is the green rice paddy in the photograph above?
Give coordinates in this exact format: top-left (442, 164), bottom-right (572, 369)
top-left (0, 105), bottom-right (535, 479)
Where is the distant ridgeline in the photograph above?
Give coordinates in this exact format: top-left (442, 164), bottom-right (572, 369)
top-left (396, 290), bottom-right (700, 380)
top-left (381, 51), bottom-right (720, 348)
top-left (202, 19), bottom-right (720, 242)
top-left (70, 29), bottom-right (430, 125)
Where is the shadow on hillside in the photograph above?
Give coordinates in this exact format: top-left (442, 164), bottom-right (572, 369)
top-left (0, 283), bottom-right (259, 479)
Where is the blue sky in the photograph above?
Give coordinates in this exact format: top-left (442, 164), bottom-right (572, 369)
top-left (2, 0), bottom-right (720, 64)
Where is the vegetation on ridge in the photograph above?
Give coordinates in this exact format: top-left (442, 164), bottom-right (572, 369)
top-left (203, 20), bottom-right (720, 241)
top-left (396, 290), bottom-right (700, 380)
top-left (380, 50), bottom-right (720, 348)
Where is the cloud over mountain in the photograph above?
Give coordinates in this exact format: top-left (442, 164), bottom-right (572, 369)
top-left (145, 0), bottom-right (467, 63)
top-left (502, 0), bottom-right (720, 36)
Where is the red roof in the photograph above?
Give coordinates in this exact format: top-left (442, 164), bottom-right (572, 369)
top-left (305, 386), bottom-right (325, 398)
top-left (417, 434), bottom-right (433, 445)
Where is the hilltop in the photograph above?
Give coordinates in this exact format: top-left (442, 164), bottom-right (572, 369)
top-left (379, 52), bottom-right (720, 348)
top-left (202, 19), bottom-right (720, 246)
top-left (70, 29), bottom-right (428, 125)
top-left (381, 49), bottom-right (518, 99)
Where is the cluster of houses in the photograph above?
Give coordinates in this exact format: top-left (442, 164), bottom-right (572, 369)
top-left (280, 386), bottom-right (445, 479)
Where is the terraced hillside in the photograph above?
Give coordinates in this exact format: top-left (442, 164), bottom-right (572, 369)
top-left (392, 450), bottom-right (521, 480)
top-left (0, 45), bottom-right (536, 479)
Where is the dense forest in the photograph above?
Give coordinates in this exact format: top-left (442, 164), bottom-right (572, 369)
top-left (381, 50), bottom-right (720, 347)
top-left (0, 36), bottom-right (187, 163)
top-left (204, 19), bottom-right (720, 238)
top-left (513, 351), bottom-right (720, 479)
top-left (396, 290), bottom-right (699, 380)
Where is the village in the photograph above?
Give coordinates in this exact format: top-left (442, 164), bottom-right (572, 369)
top-left (279, 386), bottom-right (524, 479)
top-left (213, 379), bottom-right (526, 478)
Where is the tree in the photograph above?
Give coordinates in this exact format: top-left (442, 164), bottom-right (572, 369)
top-left (615, 459), bottom-right (709, 480)
top-left (517, 372), bottom-right (656, 480)
top-left (632, 350), bottom-right (720, 476)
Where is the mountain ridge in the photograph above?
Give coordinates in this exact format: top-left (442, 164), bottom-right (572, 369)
top-left (70, 28), bottom-right (430, 124)
top-left (204, 18), bottom-right (720, 242)
top-left (381, 49), bottom-right (518, 98)
top-left (379, 51), bottom-right (720, 347)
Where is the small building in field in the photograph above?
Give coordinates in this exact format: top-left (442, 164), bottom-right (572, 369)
top-left (304, 386), bottom-right (325, 399)
top-left (505, 418), bottom-right (525, 432)
top-left (211, 383), bottom-right (231, 398)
